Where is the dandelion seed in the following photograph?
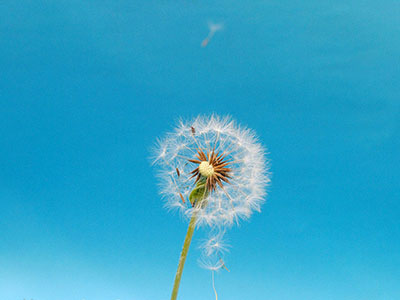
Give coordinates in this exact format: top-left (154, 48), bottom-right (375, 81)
top-left (201, 22), bottom-right (224, 47)
top-left (198, 255), bottom-right (225, 272)
top-left (152, 115), bottom-right (270, 300)
top-left (179, 192), bottom-right (185, 204)
top-left (200, 230), bottom-right (230, 257)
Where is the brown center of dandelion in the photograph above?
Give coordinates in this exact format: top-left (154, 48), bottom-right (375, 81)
top-left (188, 148), bottom-right (232, 192)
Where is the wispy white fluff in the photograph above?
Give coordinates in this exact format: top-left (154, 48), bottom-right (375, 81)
top-left (200, 230), bottom-right (230, 257)
top-left (198, 255), bottom-right (225, 272)
top-left (153, 115), bottom-right (270, 227)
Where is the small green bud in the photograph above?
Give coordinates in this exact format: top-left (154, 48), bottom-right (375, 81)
top-left (189, 176), bottom-right (209, 208)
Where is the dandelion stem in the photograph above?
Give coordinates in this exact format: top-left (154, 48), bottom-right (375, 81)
top-left (171, 211), bottom-right (198, 300)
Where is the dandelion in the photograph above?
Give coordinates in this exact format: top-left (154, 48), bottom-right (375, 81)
top-left (152, 115), bottom-right (270, 300)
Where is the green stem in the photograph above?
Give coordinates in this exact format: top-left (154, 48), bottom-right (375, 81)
top-left (170, 211), bottom-right (198, 300)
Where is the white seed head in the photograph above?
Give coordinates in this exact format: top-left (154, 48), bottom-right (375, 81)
top-left (152, 114), bottom-right (270, 226)
top-left (199, 161), bottom-right (215, 177)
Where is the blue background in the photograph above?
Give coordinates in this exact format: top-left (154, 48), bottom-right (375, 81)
top-left (1, 1), bottom-right (399, 299)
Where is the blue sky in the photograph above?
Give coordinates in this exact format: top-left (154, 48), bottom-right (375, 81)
top-left (1, 1), bottom-right (399, 299)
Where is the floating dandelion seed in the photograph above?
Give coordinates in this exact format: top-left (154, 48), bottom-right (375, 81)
top-left (152, 115), bottom-right (270, 300)
top-left (200, 230), bottom-right (230, 257)
top-left (201, 22), bottom-right (224, 47)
